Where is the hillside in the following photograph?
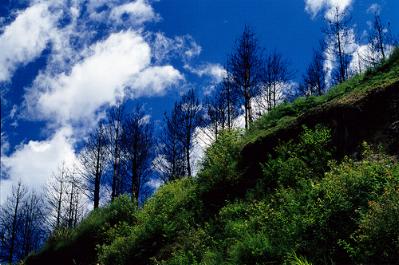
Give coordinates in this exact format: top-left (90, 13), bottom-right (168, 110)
top-left (25, 49), bottom-right (399, 265)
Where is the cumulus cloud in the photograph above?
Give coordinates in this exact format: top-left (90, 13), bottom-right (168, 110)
top-left (32, 31), bottom-right (150, 123)
top-left (305, 0), bottom-right (353, 19)
top-left (110, 0), bottom-right (159, 25)
top-left (27, 31), bottom-right (182, 125)
top-left (128, 66), bottom-right (183, 97)
top-left (1, 127), bottom-right (78, 204)
top-left (0, 2), bottom-right (58, 82)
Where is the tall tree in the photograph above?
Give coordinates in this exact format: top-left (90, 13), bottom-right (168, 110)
top-left (323, 7), bottom-right (353, 84)
top-left (176, 89), bottom-right (202, 176)
top-left (202, 77), bottom-right (239, 142)
top-left (228, 25), bottom-right (263, 129)
top-left (257, 50), bottom-right (292, 113)
top-left (302, 48), bottom-right (326, 96)
top-left (79, 123), bottom-right (108, 209)
top-left (0, 182), bottom-right (26, 264)
top-left (1, 185), bottom-right (48, 263)
top-left (122, 105), bottom-right (153, 203)
top-left (364, 13), bottom-right (395, 66)
top-left (221, 75), bottom-right (239, 130)
top-left (156, 105), bottom-right (186, 182)
top-left (19, 191), bottom-right (47, 258)
top-left (46, 163), bottom-right (69, 229)
top-left (65, 173), bottom-right (83, 228)
top-left (106, 103), bottom-right (125, 200)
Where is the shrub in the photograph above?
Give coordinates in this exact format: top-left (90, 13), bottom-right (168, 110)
top-left (98, 178), bottom-right (202, 265)
top-left (25, 195), bottom-right (137, 265)
top-left (197, 130), bottom-right (242, 212)
top-left (349, 187), bottom-right (399, 264)
top-left (260, 126), bottom-right (332, 190)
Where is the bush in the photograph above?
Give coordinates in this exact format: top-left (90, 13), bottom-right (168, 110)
top-left (349, 187), bottom-right (399, 264)
top-left (302, 152), bottom-right (399, 263)
top-left (98, 178), bottom-right (202, 265)
top-left (25, 195), bottom-right (137, 265)
top-left (260, 126), bottom-right (332, 190)
top-left (197, 130), bottom-right (242, 212)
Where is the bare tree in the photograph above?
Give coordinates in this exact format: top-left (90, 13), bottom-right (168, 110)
top-left (363, 13), bottom-right (395, 67)
top-left (1, 184), bottom-right (48, 263)
top-left (323, 7), bottom-right (353, 84)
top-left (156, 105), bottom-right (186, 182)
top-left (202, 77), bottom-right (239, 142)
top-left (79, 123), bottom-right (108, 209)
top-left (221, 75), bottom-right (239, 130)
top-left (64, 173), bottom-right (84, 228)
top-left (0, 182), bottom-right (26, 264)
top-left (122, 105), bottom-right (153, 203)
top-left (46, 163), bottom-right (69, 229)
top-left (19, 191), bottom-right (47, 258)
top-left (203, 96), bottom-right (221, 142)
top-left (302, 48), bottom-right (326, 96)
top-left (106, 103), bottom-right (125, 200)
top-left (256, 51), bottom-right (292, 114)
top-left (228, 25), bottom-right (263, 129)
top-left (176, 89), bottom-right (202, 176)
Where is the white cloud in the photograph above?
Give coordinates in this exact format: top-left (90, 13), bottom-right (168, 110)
top-left (305, 0), bottom-right (353, 19)
top-left (33, 31), bottom-right (150, 123)
top-left (128, 66), bottom-right (183, 97)
top-left (184, 41), bottom-right (202, 59)
top-left (1, 127), bottom-right (78, 204)
top-left (151, 32), bottom-right (202, 63)
top-left (26, 30), bottom-right (182, 125)
top-left (0, 2), bottom-right (58, 82)
top-left (110, 0), bottom-right (159, 25)
top-left (186, 63), bottom-right (227, 83)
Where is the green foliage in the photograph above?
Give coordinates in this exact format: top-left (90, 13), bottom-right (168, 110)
top-left (285, 252), bottom-right (313, 265)
top-left (25, 195), bottom-right (137, 265)
top-left (197, 130), bottom-right (242, 211)
top-left (44, 228), bottom-right (74, 249)
top-left (245, 46), bottom-right (399, 145)
top-left (198, 130), bottom-right (241, 189)
top-left (198, 146), bottom-right (398, 265)
top-left (349, 187), bottom-right (399, 264)
top-left (260, 126), bottom-right (332, 190)
top-left (98, 178), bottom-right (202, 265)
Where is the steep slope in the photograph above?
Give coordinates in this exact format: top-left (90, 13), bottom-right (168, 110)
top-left (25, 49), bottom-right (399, 265)
top-left (241, 78), bottom-right (399, 189)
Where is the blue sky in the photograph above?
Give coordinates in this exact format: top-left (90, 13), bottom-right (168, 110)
top-left (1, 0), bottom-right (398, 203)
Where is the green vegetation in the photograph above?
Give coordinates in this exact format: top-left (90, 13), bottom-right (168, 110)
top-left (244, 47), bottom-right (399, 144)
top-left (25, 49), bottom-right (399, 265)
top-left (25, 195), bottom-right (137, 265)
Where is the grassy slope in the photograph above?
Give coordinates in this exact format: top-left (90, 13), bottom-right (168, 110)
top-left (243, 48), bottom-right (399, 146)
top-left (25, 48), bottom-right (399, 265)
